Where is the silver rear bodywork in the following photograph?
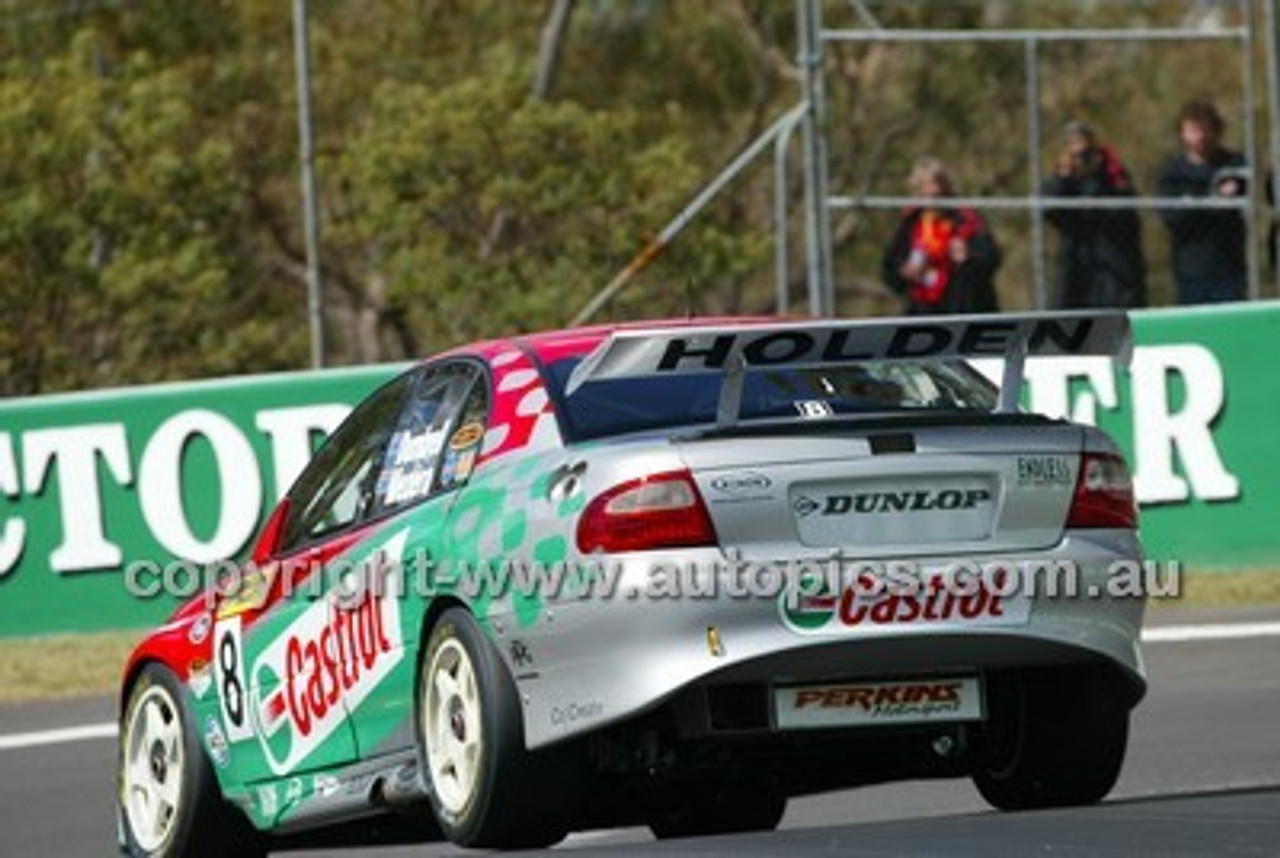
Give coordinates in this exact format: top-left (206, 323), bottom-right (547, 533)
top-left (486, 420), bottom-right (1145, 751)
top-left (486, 312), bottom-right (1144, 750)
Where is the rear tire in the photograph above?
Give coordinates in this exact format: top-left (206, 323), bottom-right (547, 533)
top-left (973, 671), bottom-right (1129, 811)
top-left (649, 786), bottom-right (787, 839)
top-left (117, 663), bottom-right (263, 858)
top-left (416, 608), bottom-right (580, 848)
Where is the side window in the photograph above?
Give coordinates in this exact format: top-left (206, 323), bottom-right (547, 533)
top-left (370, 368), bottom-right (455, 515)
top-left (371, 361), bottom-right (489, 515)
top-left (278, 371), bottom-right (418, 554)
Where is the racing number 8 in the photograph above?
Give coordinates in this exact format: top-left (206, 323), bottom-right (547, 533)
top-left (214, 617), bottom-right (253, 742)
top-left (219, 630), bottom-right (244, 727)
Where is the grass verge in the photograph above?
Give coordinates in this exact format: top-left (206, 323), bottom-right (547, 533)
top-left (1150, 568), bottom-right (1280, 609)
top-left (0, 628), bottom-right (145, 705)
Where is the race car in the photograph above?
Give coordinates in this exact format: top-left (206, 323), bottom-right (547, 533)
top-left (117, 312), bottom-right (1146, 855)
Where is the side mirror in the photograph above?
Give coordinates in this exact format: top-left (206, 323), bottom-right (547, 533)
top-left (251, 499), bottom-right (291, 564)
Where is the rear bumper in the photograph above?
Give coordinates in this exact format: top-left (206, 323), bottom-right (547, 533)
top-left (489, 529), bottom-right (1146, 750)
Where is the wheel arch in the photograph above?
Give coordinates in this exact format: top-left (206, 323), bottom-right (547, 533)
top-left (414, 595), bottom-right (542, 751)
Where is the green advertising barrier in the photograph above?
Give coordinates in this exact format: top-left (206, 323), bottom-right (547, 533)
top-left (0, 365), bottom-right (405, 637)
top-left (1021, 301), bottom-right (1280, 570)
top-left (1, 303), bottom-right (1278, 637)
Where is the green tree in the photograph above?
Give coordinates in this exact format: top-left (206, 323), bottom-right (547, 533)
top-left (0, 0), bottom-right (1264, 394)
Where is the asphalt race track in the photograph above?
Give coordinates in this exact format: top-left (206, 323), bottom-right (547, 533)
top-left (2, 606), bottom-right (1278, 857)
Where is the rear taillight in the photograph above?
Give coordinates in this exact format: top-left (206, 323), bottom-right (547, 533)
top-left (576, 470), bottom-right (718, 553)
top-left (1067, 452), bottom-right (1138, 529)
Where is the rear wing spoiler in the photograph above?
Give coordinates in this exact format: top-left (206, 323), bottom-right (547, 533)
top-left (565, 311), bottom-right (1131, 419)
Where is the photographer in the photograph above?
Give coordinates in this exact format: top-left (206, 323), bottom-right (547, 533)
top-left (1156, 101), bottom-right (1247, 304)
top-left (1044, 121), bottom-right (1147, 308)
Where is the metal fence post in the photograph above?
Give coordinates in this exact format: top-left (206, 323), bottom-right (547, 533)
top-left (1266, 0), bottom-right (1280, 295)
top-left (774, 112), bottom-right (803, 314)
top-left (293, 0), bottom-right (326, 369)
top-left (1025, 35), bottom-right (1047, 310)
top-left (1243, 0), bottom-right (1262, 301)
top-left (798, 0), bottom-right (834, 317)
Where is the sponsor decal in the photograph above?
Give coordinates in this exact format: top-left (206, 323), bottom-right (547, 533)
top-left (798, 489), bottom-right (992, 517)
top-left (776, 677), bottom-right (982, 729)
top-left (217, 564), bottom-right (276, 619)
top-left (248, 530), bottom-right (407, 776)
top-left (441, 423), bottom-right (484, 487)
top-left (388, 426), bottom-right (445, 468)
top-left (313, 774), bottom-right (341, 799)
top-left (440, 447), bottom-right (476, 488)
top-left (449, 421), bottom-right (485, 451)
top-left (509, 639), bottom-right (533, 669)
top-left (284, 777), bottom-right (304, 807)
top-left (188, 658), bottom-right (212, 700)
top-left (204, 715), bottom-right (229, 768)
top-left (781, 570), bottom-right (1030, 634)
top-left (795, 400), bottom-right (834, 419)
top-left (647, 319), bottom-right (1107, 374)
top-left (708, 471), bottom-right (775, 504)
top-left (710, 472), bottom-right (773, 495)
top-left (456, 449), bottom-right (476, 481)
top-left (341, 772), bottom-right (375, 797)
top-left (257, 784), bottom-right (279, 819)
top-left (550, 699), bottom-right (603, 727)
top-left (188, 612), bottom-right (212, 645)
top-left (1017, 455), bottom-right (1073, 486)
top-left (380, 428), bottom-right (445, 505)
top-left (380, 455), bottom-right (435, 507)
top-left (793, 682), bottom-right (960, 711)
top-left (792, 495), bottom-right (820, 518)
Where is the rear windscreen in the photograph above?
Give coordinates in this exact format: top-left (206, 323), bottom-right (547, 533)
top-left (546, 358), bottom-right (999, 442)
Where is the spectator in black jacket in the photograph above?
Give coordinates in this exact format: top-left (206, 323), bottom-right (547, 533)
top-left (882, 158), bottom-right (1001, 315)
top-left (1156, 101), bottom-right (1247, 304)
top-left (1044, 122), bottom-right (1147, 308)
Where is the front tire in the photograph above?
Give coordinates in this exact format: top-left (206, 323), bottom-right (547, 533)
top-left (973, 671), bottom-right (1129, 811)
top-left (118, 664), bottom-right (263, 858)
top-left (416, 608), bottom-right (579, 848)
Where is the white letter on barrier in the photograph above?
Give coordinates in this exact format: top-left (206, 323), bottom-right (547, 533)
top-left (0, 432), bottom-right (26, 577)
top-left (254, 405), bottom-right (350, 499)
top-left (1022, 357), bottom-right (1118, 424)
top-left (140, 410), bottom-right (263, 563)
top-left (22, 424), bottom-right (132, 573)
top-left (1129, 345), bottom-right (1240, 504)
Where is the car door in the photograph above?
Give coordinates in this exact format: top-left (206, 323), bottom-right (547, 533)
top-left (344, 359), bottom-right (491, 759)
top-left (211, 368), bottom-right (421, 785)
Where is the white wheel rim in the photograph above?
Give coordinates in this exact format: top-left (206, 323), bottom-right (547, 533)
top-left (423, 637), bottom-right (483, 815)
top-left (122, 685), bottom-right (185, 852)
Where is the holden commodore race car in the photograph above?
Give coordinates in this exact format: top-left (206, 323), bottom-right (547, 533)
top-left (117, 311), bottom-right (1146, 855)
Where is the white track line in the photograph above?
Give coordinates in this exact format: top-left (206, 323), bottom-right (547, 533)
top-left (0, 722), bottom-right (117, 751)
top-left (1141, 620), bottom-right (1280, 643)
top-left (0, 621), bottom-right (1276, 753)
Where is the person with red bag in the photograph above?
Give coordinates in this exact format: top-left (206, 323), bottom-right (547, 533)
top-left (882, 158), bottom-right (1002, 315)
